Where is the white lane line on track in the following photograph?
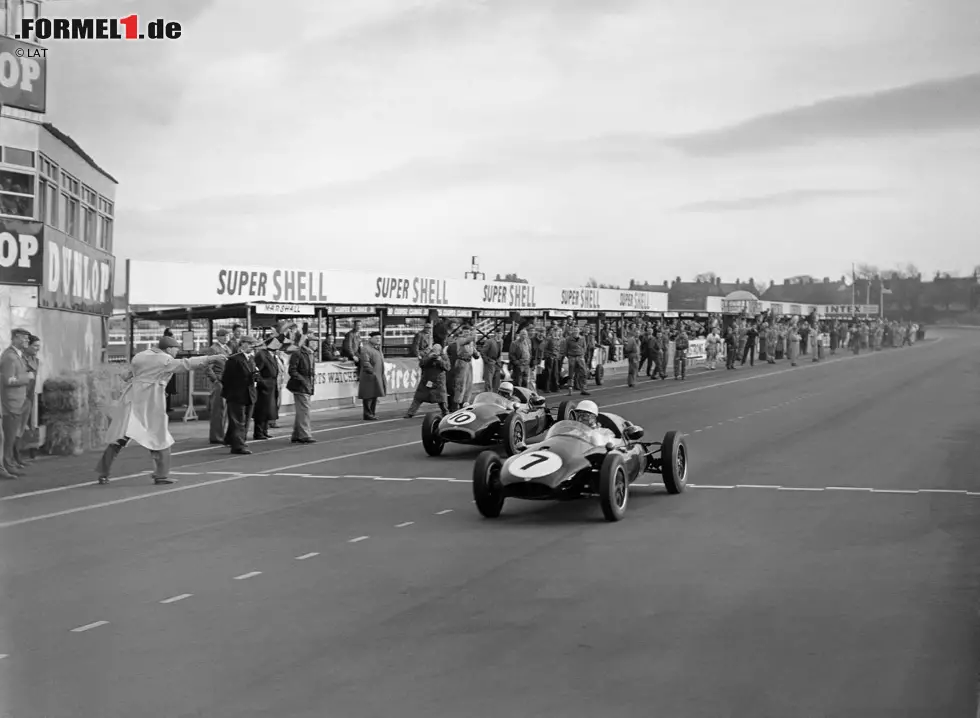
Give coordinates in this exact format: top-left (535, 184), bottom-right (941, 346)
top-left (693, 429), bottom-right (703, 433)
top-left (346, 475), bottom-right (380, 479)
top-left (160, 593), bottom-right (193, 604)
top-left (436, 509), bottom-right (453, 515)
top-left (826, 486), bottom-right (874, 492)
top-left (918, 489), bottom-right (967, 494)
top-left (349, 536), bottom-right (369, 543)
top-left (276, 473), bottom-right (313, 477)
top-left (295, 552), bottom-right (319, 560)
top-left (71, 621), bottom-right (109, 633)
top-left (689, 484), bottom-right (734, 489)
top-left (233, 572), bottom-right (262, 580)
top-left (170, 472), bottom-right (200, 476)
top-left (396, 521), bottom-right (414, 528)
top-left (415, 477), bottom-right (455, 481)
top-left (778, 487), bottom-right (825, 492)
top-left (737, 484), bottom-right (781, 489)
top-left (0, 654), bottom-right (7, 660)
top-left (968, 492), bottom-right (980, 497)
top-left (872, 489), bottom-right (918, 495)
top-left (374, 477), bottom-right (413, 482)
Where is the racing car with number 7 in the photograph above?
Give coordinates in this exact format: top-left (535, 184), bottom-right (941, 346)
top-left (471, 400), bottom-right (689, 522)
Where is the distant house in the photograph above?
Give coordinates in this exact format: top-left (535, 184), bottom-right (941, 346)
top-left (632, 277), bottom-right (757, 311)
top-left (761, 276), bottom-right (853, 305)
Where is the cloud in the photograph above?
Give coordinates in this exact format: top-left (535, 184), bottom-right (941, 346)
top-left (666, 72), bottom-right (980, 156)
top-left (674, 189), bottom-right (891, 213)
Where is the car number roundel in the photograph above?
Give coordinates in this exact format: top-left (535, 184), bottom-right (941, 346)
top-left (509, 450), bottom-right (562, 480)
top-left (446, 410), bottom-right (476, 426)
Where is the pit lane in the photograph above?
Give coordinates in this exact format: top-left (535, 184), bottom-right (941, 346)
top-left (1, 331), bottom-right (978, 718)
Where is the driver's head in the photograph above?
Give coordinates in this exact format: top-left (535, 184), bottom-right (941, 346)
top-left (498, 381), bottom-right (514, 400)
top-left (575, 399), bottom-right (598, 428)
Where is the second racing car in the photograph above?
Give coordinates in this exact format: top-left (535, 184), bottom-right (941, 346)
top-left (422, 382), bottom-right (555, 457)
top-left (471, 399), bottom-right (689, 522)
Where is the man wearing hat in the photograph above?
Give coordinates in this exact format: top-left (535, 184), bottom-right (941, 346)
top-left (411, 322), bottom-right (432, 358)
top-left (221, 336), bottom-right (261, 453)
top-left (205, 328), bottom-right (232, 444)
top-left (97, 335), bottom-right (222, 485)
top-left (357, 331), bottom-right (387, 420)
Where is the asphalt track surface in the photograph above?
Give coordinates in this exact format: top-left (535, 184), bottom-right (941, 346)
top-left (1, 331), bottom-right (979, 718)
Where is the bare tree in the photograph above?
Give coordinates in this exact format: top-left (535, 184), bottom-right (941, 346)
top-left (494, 272), bottom-right (529, 284)
top-left (694, 272), bottom-right (717, 283)
top-left (854, 263), bottom-right (879, 279)
top-left (585, 277), bottom-right (599, 288)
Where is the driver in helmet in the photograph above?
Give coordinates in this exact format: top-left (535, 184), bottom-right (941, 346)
top-left (496, 380), bottom-right (522, 411)
top-left (574, 399), bottom-right (600, 429)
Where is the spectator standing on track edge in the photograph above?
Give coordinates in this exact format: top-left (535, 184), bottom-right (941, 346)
top-left (97, 335), bottom-right (221, 485)
top-left (563, 325), bottom-right (590, 396)
top-left (0, 329), bottom-right (35, 479)
top-left (222, 336), bottom-right (260, 455)
top-left (357, 331), bottom-right (387, 421)
top-left (287, 336), bottom-right (318, 444)
top-left (205, 328), bottom-right (231, 445)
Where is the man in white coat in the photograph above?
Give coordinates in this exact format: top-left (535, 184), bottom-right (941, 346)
top-left (96, 335), bottom-right (220, 485)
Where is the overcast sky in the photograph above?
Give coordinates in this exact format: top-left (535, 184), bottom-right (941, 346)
top-left (44, 0), bottom-right (980, 288)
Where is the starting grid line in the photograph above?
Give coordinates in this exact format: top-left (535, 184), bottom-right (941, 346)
top-left (259, 473), bottom-right (979, 496)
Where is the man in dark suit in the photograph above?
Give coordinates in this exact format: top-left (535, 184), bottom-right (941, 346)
top-left (221, 336), bottom-right (259, 455)
top-left (0, 328), bottom-right (34, 478)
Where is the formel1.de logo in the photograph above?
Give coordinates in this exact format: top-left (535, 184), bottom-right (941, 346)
top-left (18, 15), bottom-right (182, 41)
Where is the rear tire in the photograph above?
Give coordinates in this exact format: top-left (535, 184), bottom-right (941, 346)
top-left (594, 363), bottom-right (604, 386)
top-left (599, 452), bottom-right (629, 522)
top-left (473, 451), bottom-right (505, 518)
top-left (661, 430), bottom-right (688, 494)
top-left (501, 412), bottom-right (525, 457)
top-left (557, 399), bottom-right (576, 422)
top-left (421, 412), bottom-right (445, 457)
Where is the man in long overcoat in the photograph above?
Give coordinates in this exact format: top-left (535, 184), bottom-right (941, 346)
top-left (358, 331), bottom-right (387, 420)
top-left (447, 334), bottom-right (478, 411)
top-left (97, 335), bottom-right (219, 484)
top-left (252, 343), bottom-right (280, 440)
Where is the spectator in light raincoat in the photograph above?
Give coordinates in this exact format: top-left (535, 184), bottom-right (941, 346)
top-left (447, 333), bottom-right (479, 411)
top-left (357, 332), bottom-right (387, 420)
top-left (97, 336), bottom-right (220, 485)
top-left (704, 327), bottom-right (721, 370)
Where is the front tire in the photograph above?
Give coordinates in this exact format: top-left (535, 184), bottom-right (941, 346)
top-left (473, 451), bottom-right (505, 518)
top-left (594, 363), bottom-right (604, 386)
top-left (661, 430), bottom-right (688, 494)
top-left (421, 412), bottom-right (445, 457)
top-left (501, 412), bottom-right (525, 457)
top-left (599, 452), bottom-right (629, 522)
top-left (557, 399), bottom-right (576, 422)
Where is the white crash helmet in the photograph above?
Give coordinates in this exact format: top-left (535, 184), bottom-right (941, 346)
top-left (498, 381), bottom-right (514, 399)
top-left (575, 399), bottom-right (599, 425)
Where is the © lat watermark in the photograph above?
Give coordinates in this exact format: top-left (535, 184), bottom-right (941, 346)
top-left (18, 15), bottom-right (182, 41)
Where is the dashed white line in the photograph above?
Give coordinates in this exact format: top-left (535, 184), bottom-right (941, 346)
top-left (374, 477), bottom-right (413, 482)
top-left (446, 479), bottom-right (469, 483)
top-left (778, 487), bottom-right (825, 492)
top-left (396, 521), bottom-right (414, 528)
top-left (736, 416), bottom-right (745, 420)
top-left (345, 475), bottom-right (379, 479)
top-left (918, 489), bottom-right (967, 494)
top-left (295, 552), bottom-right (319, 560)
top-left (689, 484), bottom-right (734, 489)
top-left (276, 473), bottom-right (313, 477)
top-left (349, 536), bottom-right (369, 543)
top-left (160, 593), bottom-right (193, 604)
top-left (436, 509), bottom-right (453, 515)
top-left (0, 654), bottom-right (7, 660)
top-left (826, 486), bottom-right (873, 492)
top-left (693, 429), bottom-right (703, 433)
top-left (234, 571), bottom-right (262, 580)
top-left (415, 477), bottom-right (455, 482)
top-left (872, 489), bottom-right (918, 495)
top-left (170, 472), bottom-right (201, 476)
top-left (71, 621), bottom-right (109, 633)
top-left (738, 484), bottom-right (781, 489)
